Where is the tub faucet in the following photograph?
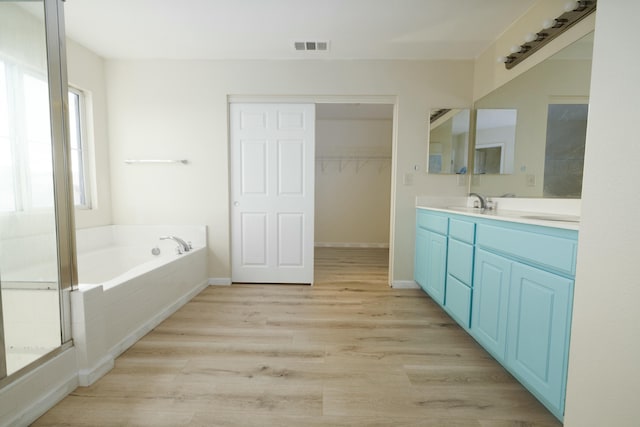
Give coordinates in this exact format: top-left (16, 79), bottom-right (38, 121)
top-left (160, 236), bottom-right (191, 253)
top-left (469, 193), bottom-right (487, 210)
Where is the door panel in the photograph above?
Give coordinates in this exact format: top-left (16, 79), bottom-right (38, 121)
top-left (278, 111), bottom-right (305, 129)
top-left (507, 262), bottom-right (573, 413)
top-left (278, 213), bottom-right (304, 266)
top-left (425, 231), bottom-right (447, 305)
top-left (414, 227), bottom-right (428, 289)
top-left (278, 140), bottom-right (304, 195)
top-left (231, 103), bottom-right (315, 284)
top-left (240, 213), bottom-right (267, 266)
top-left (471, 249), bottom-right (511, 362)
top-left (240, 140), bottom-right (267, 195)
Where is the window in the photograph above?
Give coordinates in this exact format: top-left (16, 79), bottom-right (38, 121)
top-left (68, 88), bottom-right (89, 207)
top-left (0, 58), bottom-right (90, 212)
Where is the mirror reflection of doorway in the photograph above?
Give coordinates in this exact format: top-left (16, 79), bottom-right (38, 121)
top-left (475, 146), bottom-right (503, 174)
top-left (543, 103), bottom-right (588, 198)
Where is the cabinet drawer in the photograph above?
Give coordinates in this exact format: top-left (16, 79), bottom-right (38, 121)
top-left (417, 210), bottom-right (448, 234)
top-left (447, 238), bottom-right (474, 285)
top-left (476, 224), bottom-right (578, 276)
top-left (450, 218), bottom-right (475, 244)
top-left (445, 275), bottom-right (472, 328)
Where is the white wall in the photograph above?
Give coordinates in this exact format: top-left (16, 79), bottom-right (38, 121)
top-left (104, 59), bottom-right (474, 283)
top-left (564, 1), bottom-right (640, 425)
top-left (315, 118), bottom-right (391, 246)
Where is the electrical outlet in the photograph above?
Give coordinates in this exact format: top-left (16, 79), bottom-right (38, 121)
top-left (526, 174), bottom-right (536, 187)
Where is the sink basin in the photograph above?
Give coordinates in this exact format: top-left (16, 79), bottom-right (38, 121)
top-left (520, 214), bottom-right (580, 223)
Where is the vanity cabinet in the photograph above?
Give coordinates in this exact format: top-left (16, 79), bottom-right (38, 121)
top-left (414, 210), bottom-right (447, 305)
top-left (444, 219), bottom-right (475, 328)
top-left (414, 208), bottom-right (578, 421)
top-left (472, 249), bottom-right (511, 362)
top-left (507, 262), bottom-right (573, 412)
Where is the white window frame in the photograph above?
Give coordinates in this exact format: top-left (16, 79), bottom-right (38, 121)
top-left (67, 86), bottom-right (91, 209)
top-left (0, 56), bottom-right (91, 212)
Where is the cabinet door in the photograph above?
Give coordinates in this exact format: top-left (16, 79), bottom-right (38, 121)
top-left (445, 275), bottom-right (472, 328)
top-left (424, 231), bottom-right (447, 305)
top-left (471, 249), bottom-right (511, 362)
top-left (507, 262), bottom-right (573, 415)
top-left (414, 227), bottom-right (429, 290)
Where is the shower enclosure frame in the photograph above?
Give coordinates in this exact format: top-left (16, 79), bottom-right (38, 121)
top-left (0, 0), bottom-right (76, 386)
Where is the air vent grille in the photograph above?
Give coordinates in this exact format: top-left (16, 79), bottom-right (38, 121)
top-left (294, 41), bottom-right (330, 52)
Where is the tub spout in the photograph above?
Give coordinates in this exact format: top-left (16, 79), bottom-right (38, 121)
top-left (160, 236), bottom-right (191, 253)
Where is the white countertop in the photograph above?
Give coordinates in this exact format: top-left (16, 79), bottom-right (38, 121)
top-left (416, 196), bottom-right (580, 231)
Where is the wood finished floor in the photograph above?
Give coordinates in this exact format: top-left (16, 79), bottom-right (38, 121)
top-left (33, 248), bottom-right (561, 426)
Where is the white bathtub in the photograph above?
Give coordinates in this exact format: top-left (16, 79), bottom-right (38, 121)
top-left (76, 224), bottom-right (207, 287)
top-left (77, 244), bottom-right (197, 290)
top-left (71, 224), bottom-right (208, 385)
top-left (1, 225), bottom-right (208, 384)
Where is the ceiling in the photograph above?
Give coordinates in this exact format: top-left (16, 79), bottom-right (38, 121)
top-left (63, 0), bottom-right (536, 60)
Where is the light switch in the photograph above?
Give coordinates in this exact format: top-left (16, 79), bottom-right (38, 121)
top-left (526, 174), bottom-right (536, 186)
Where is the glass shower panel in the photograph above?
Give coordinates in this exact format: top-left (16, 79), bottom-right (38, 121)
top-left (0, 1), bottom-right (62, 377)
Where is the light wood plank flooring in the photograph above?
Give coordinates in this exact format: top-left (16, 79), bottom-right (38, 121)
top-left (33, 247), bottom-right (561, 426)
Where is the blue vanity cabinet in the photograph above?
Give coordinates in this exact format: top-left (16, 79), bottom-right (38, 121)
top-left (506, 261), bottom-right (574, 418)
top-left (414, 208), bottom-right (578, 421)
top-left (444, 218), bottom-right (476, 329)
top-left (473, 221), bottom-right (578, 420)
top-left (414, 227), bottom-right (429, 290)
top-left (471, 249), bottom-right (511, 363)
top-left (415, 210), bottom-right (448, 305)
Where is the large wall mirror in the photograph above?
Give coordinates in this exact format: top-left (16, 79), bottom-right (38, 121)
top-left (428, 108), bottom-right (470, 174)
top-left (471, 31), bottom-right (594, 198)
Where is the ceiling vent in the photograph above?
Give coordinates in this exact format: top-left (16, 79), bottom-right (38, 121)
top-left (294, 41), bottom-right (330, 52)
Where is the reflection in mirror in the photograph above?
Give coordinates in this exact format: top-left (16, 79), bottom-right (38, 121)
top-left (474, 109), bottom-right (517, 174)
top-left (471, 32), bottom-right (593, 198)
top-left (428, 109), bottom-right (470, 174)
top-left (543, 103), bottom-right (588, 197)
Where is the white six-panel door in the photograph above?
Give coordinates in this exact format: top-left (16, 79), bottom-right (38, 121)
top-left (230, 103), bottom-right (315, 284)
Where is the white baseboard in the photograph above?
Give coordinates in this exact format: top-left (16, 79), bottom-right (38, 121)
top-left (314, 242), bottom-right (389, 248)
top-left (67, 279), bottom-right (211, 389)
top-left (392, 280), bottom-right (420, 289)
top-left (4, 348), bottom-right (78, 427)
top-left (108, 279), bottom-right (208, 360)
top-left (77, 355), bottom-right (114, 387)
top-left (209, 277), bottom-right (232, 286)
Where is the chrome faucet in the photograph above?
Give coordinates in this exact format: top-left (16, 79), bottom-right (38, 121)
top-left (469, 193), bottom-right (487, 210)
top-left (160, 236), bottom-right (191, 253)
